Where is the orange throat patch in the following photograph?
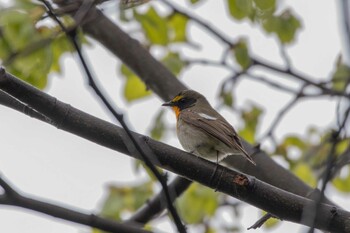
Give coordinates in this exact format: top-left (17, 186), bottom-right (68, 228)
top-left (172, 106), bottom-right (181, 120)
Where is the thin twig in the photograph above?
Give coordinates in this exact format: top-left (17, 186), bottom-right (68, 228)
top-left (1, 69), bottom-right (350, 232)
top-left (127, 177), bottom-right (192, 224)
top-left (0, 174), bottom-right (151, 233)
top-left (40, 1), bottom-right (186, 232)
top-left (161, 0), bottom-right (234, 46)
top-left (340, 0), bottom-right (350, 63)
top-left (161, 0), bottom-right (349, 99)
top-left (184, 58), bottom-right (234, 70)
top-left (259, 86), bottom-right (306, 142)
top-left (307, 133), bottom-right (339, 233)
top-left (278, 43), bottom-right (292, 72)
top-left (248, 213), bottom-right (279, 230)
top-left (307, 96), bottom-right (350, 232)
top-left (245, 72), bottom-right (300, 95)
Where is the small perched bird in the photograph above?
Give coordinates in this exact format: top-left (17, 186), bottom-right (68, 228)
top-left (162, 90), bottom-right (256, 165)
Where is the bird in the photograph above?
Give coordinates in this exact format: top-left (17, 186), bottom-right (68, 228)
top-left (162, 89), bottom-right (256, 166)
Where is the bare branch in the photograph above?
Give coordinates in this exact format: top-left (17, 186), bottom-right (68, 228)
top-left (127, 177), bottom-right (192, 224)
top-left (248, 213), bottom-right (279, 230)
top-left (0, 175), bottom-right (151, 233)
top-left (259, 86), bottom-right (305, 141)
top-left (1, 68), bottom-right (350, 233)
top-left (41, 1), bottom-right (186, 232)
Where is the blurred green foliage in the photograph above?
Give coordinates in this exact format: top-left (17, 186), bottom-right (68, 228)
top-left (226, 0), bottom-right (301, 44)
top-left (149, 110), bottom-right (166, 140)
top-left (262, 10), bottom-right (301, 44)
top-left (99, 182), bottom-right (154, 220)
top-left (0, 1), bottom-right (75, 88)
top-left (233, 38), bottom-right (251, 70)
top-left (2, 1), bottom-right (348, 233)
top-left (177, 183), bottom-right (218, 224)
top-left (121, 64), bottom-right (152, 102)
top-left (331, 56), bottom-right (350, 91)
top-left (238, 104), bottom-right (263, 144)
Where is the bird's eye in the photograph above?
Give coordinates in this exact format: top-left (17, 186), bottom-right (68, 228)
top-left (179, 98), bottom-right (186, 103)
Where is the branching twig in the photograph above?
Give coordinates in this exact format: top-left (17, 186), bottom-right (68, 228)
top-left (0, 90), bottom-right (50, 123)
top-left (161, 0), bottom-right (234, 47)
top-left (307, 96), bottom-right (350, 232)
top-left (160, 0), bottom-right (349, 99)
top-left (248, 213), bottom-right (279, 230)
top-left (245, 72), bottom-right (301, 95)
top-left (278, 43), bottom-right (292, 72)
top-left (259, 86), bottom-right (306, 142)
top-left (41, 1), bottom-right (186, 232)
top-left (0, 174), bottom-right (151, 233)
top-left (184, 58), bottom-right (234, 71)
top-left (306, 133), bottom-right (339, 233)
top-left (127, 177), bottom-right (192, 224)
top-left (0, 68), bottom-right (349, 232)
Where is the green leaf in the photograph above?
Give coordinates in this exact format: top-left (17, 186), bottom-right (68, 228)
top-left (259, 211), bottom-right (280, 229)
top-left (332, 166), bottom-right (350, 193)
top-left (239, 104), bottom-right (263, 144)
top-left (14, 0), bottom-right (34, 7)
top-left (331, 56), bottom-right (350, 91)
top-left (253, 0), bottom-right (275, 19)
top-left (227, 0), bottom-right (253, 20)
top-left (177, 183), bottom-right (218, 224)
top-left (121, 64), bottom-right (152, 102)
top-left (50, 34), bottom-right (74, 73)
top-left (253, 0), bottom-right (275, 11)
top-left (133, 160), bottom-right (164, 181)
top-left (292, 163), bottom-right (317, 187)
top-left (168, 13), bottom-right (188, 42)
top-left (0, 10), bottom-right (40, 51)
top-left (283, 135), bottom-right (307, 150)
top-left (0, 9), bottom-right (54, 88)
top-left (219, 89), bottom-right (234, 107)
top-left (161, 51), bottom-right (186, 75)
top-left (263, 10), bottom-right (301, 44)
top-left (336, 139), bottom-right (350, 155)
top-left (134, 6), bottom-right (168, 45)
top-left (100, 182), bottom-right (154, 220)
top-left (189, 0), bottom-right (201, 4)
top-left (8, 44), bottom-right (52, 89)
top-left (149, 110), bottom-right (166, 140)
top-left (233, 39), bottom-right (251, 69)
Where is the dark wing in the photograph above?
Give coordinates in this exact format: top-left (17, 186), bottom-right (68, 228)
top-left (180, 110), bottom-right (256, 165)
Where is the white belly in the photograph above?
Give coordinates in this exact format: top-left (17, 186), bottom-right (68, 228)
top-left (177, 119), bottom-right (233, 162)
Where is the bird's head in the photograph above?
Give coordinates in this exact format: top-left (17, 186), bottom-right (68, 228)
top-left (162, 90), bottom-right (207, 118)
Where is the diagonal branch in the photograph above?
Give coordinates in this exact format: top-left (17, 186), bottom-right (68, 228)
top-left (25, 0), bottom-right (349, 226)
top-left (126, 177), bottom-right (192, 224)
top-left (1, 68), bottom-right (350, 232)
top-left (161, 0), bottom-right (349, 99)
top-left (41, 1), bottom-right (186, 232)
top-left (41, 0), bottom-right (186, 233)
top-left (56, 1), bottom-right (186, 100)
top-left (0, 175), bottom-right (151, 233)
top-left (64, 4), bottom-right (337, 205)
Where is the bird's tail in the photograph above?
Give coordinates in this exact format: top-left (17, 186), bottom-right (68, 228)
top-left (237, 144), bottom-right (256, 166)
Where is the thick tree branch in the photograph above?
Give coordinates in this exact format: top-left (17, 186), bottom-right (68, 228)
top-left (0, 175), bottom-right (150, 233)
top-left (0, 68), bottom-right (350, 232)
top-left (60, 2), bottom-right (186, 100)
top-left (42, 2), bottom-right (186, 232)
top-left (35, 1), bottom-right (346, 226)
top-left (161, 0), bottom-right (349, 99)
top-left (0, 90), bottom-right (50, 123)
top-left (57, 3), bottom-right (337, 205)
top-left (126, 177), bottom-right (192, 224)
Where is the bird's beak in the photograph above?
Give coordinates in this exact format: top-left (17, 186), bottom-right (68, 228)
top-left (162, 101), bottom-right (174, 107)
